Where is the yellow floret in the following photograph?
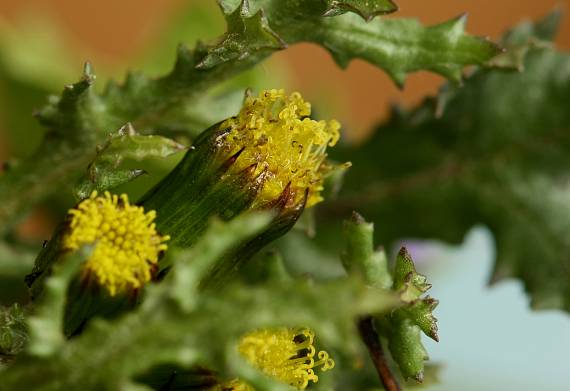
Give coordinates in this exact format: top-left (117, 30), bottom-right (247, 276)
top-left (63, 191), bottom-right (169, 296)
top-left (221, 89), bottom-right (341, 208)
top-left (238, 327), bottom-right (335, 390)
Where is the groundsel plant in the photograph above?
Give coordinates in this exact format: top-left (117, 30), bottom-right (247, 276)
top-left (1, 1), bottom-right (568, 391)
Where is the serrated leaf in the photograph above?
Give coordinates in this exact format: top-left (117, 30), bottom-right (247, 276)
top-left (74, 124), bottom-right (186, 200)
top-left (394, 247), bottom-right (431, 301)
top-left (402, 297), bottom-right (439, 342)
top-left (342, 214), bottom-right (438, 385)
top-left (0, 214), bottom-right (397, 390)
top-left (0, 0), bottom-right (500, 234)
top-left (216, 1), bottom-right (499, 86)
top-left (328, 16), bottom-right (570, 311)
top-left (35, 62), bottom-right (101, 139)
top-left (323, 0), bottom-right (399, 22)
top-left (384, 248), bottom-right (438, 381)
top-left (313, 12), bottom-right (499, 86)
top-left (197, 0), bottom-right (286, 69)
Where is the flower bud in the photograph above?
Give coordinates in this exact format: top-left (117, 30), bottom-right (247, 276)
top-left (26, 191), bottom-right (169, 336)
top-left (25, 89), bottom-right (345, 334)
top-left (140, 89), bottom-right (345, 284)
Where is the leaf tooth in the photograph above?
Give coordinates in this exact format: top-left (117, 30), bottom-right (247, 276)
top-left (323, 0), bottom-right (399, 22)
top-left (82, 62), bottom-right (96, 83)
top-left (433, 12), bottom-right (468, 40)
top-left (239, 0), bottom-right (250, 16)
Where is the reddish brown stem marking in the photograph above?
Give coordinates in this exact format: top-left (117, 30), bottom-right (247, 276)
top-left (358, 316), bottom-right (401, 391)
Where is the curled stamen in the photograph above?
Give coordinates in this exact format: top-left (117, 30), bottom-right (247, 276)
top-left (219, 89), bottom-right (342, 208)
top-left (238, 327), bottom-right (335, 390)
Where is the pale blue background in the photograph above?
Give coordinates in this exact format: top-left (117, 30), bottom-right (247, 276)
top-left (412, 227), bottom-right (570, 391)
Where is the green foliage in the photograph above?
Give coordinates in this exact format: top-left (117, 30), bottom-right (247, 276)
top-left (0, 0), bottom-right (499, 234)
top-left (0, 242), bottom-right (36, 305)
top-left (0, 304), bottom-right (27, 361)
top-left (26, 251), bottom-right (86, 357)
top-left (342, 212), bottom-right (392, 289)
top-left (342, 213), bottom-right (438, 383)
top-left (385, 249), bottom-right (438, 380)
top-left (216, 0), bottom-right (500, 85)
top-left (328, 12), bottom-right (570, 311)
top-left (0, 214), bottom-right (397, 390)
top-left (74, 124), bottom-right (186, 200)
top-left (3, 2), bottom-right (569, 390)
top-left (323, 0), bottom-right (399, 21)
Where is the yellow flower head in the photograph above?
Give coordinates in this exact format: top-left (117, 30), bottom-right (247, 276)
top-left (221, 89), bottom-right (341, 209)
top-left (63, 191), bottom-right (169, 296)
top-left (238, 327), bottom-right (335, 390)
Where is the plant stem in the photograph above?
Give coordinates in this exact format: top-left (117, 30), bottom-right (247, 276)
top-left (358, 315), bottom-right (401, 391)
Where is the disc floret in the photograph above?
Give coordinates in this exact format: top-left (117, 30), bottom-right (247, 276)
top-left (238, 327), bottom-right (335, 389)
top-left (221, 89), bottom-right (342, 208)
top-left (63, 191), bottom-right (169, 296)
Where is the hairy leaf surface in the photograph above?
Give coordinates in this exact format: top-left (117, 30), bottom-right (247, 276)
top-left (328, 16), bottom-right (570, 310)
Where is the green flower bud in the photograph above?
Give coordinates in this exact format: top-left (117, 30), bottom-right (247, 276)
top-left (141, 89), bottom-right (347, 286)
top-left (25, 88), bottom-right (346, 335)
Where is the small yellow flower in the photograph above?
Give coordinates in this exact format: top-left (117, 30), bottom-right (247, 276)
top-left (63, 191), bottom-right (169, 296)
top-left (238, 327), bottom-right (335, 390)
top-left (221, 89), bottom-right (341, 209)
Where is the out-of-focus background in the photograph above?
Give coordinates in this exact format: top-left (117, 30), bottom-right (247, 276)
top-left (1, 1), bottom-right (569, 390)
top-left (1, 0), bottom-right (569, 150)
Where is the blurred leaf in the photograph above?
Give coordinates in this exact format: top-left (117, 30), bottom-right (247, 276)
top-left (487, 10), bottom-right (561, 70)
top-left (327, 15), bottom-right (570, 311)
top-left (0, 16), bottom-right (78, 158)
top-left (0, 241), bottom-right (36, 305)
top-left (136, 2), bottom-right (225, 75)
top-left (145, 89), bottom-right (247, 140)
top-left (0, 213), bottom-right (397, 390)
top-left (0, 242), bottom-right (35, 280)
top-left (0, 304), bottom-right (27, 360)
top-left (275, 229), bottom-right (346, 280)
top-left (0, 0), bottom-right (499, 234)
top-left (26, 250), bottom-right (84, 357)
top-left (0, 16), bottom-right (76, 91)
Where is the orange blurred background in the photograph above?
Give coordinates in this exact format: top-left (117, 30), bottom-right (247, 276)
top-left (0, 0), bottom-right (568, 139)
top-left (0, 0), bottom-right (568, 239)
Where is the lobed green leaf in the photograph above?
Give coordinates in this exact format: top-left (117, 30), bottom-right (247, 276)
top-left (328, 13), bottom-right (570, 311)
top-left (0, 214), bottom-right (397, 390)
